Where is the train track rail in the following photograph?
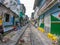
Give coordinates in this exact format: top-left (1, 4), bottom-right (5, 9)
top-left (17, 24), bottom-right (31, 45)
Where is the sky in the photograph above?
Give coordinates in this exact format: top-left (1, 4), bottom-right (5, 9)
top-left (20, 0), bottom-right (35, 18)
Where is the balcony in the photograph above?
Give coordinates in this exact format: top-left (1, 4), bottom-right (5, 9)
top-left (38, 0), bottom-right (57, 16)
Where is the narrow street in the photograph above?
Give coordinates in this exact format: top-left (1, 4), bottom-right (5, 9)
top-left (18, 26), bottom-right (31, 45)
top-left (0, 0), bottom-right (60, 45)
top-left (0, 24), bottom-right (28, 45)
top-left (17, 24), bottom-right (53, 45)
top-left (30, 24), bottom-right (53, 45)
top-left (0, 23), bottom-right (57, 45)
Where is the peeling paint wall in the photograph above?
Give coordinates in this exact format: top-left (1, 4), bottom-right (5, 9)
top-left (44, 15), bottom-right (51, 33)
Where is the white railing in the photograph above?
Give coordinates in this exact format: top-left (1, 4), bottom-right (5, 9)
top-left (38, 0), bottom-right (57, 15)
top-left (41, 0), bottom-right (54, 12)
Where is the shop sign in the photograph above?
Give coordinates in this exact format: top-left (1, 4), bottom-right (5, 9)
top-left (58, 14), bottom-right (60, 17)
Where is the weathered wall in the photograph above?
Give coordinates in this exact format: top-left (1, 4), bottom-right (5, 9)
top-left (51, 11), bottom-right (60, 36)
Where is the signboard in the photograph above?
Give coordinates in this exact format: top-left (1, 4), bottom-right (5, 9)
top-left (58, 14), bottom-right (60, 17)
top-left (19, 12), bottom-right (24, 17)
top-left (52, 12), bottom-right (60, 20)
top-left (44, 15), bottom-right (51, 27)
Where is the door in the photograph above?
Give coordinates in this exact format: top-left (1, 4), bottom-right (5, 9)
top-left (0, 15), bottom-right (3, 34)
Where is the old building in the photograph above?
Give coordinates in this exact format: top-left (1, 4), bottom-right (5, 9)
top-left (19, 4), bottom-right (26, 26)
top-left (33, 0), bottom-right (60, 36)
top-left (0, 0), bottom-right (26, 33)
top-left (3, 0), bottom-right (20, 15)
top-left (31, 12), bottom-right (34, 20)
top-left (0, 3), bottom-right (18, 33)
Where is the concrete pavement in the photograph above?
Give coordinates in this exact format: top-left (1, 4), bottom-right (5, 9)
top-left (30, 24), bottom-right (53, 45)
top-left (17, 24), bottom-right (53, 45)
top-left (0, 24), bottom-right (53, 45)
top-left (18, 27), bottom-right (31, 45)
top-left (0, 24), bottom-right (28, 45)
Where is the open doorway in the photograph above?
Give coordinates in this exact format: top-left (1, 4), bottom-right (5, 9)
top-left (4, 13), bottom-right (10, 22)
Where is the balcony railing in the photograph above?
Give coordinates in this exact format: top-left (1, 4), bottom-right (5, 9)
top-left (38, 0), bottom-right (57, 16)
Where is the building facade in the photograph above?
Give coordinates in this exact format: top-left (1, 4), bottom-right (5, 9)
top-left (31, 12), bottom-right (34, 20)
top-left (19, 4), bottom-right (26, 26)
top-left (3, 0), bottom-right (20, 15)
top-left (0, 3), bottom-right (18, 33)
top-left (0, 0), bottom-right (26, 33)
top-left (33, 0), bottom-right (60, 36)
top-left (20, 4), bottom-right (26, 14)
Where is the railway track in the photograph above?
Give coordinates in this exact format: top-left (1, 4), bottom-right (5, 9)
top-left (17, 24), bottom-right (43, 45)
top-left (17, 24), bottom-right (44, 45)
top-left (17, 24), bottom-right (32, 45)
top-left (17, 23), bottom-right (53, 45)
top-left (0, 24), bottom-right (28, 45)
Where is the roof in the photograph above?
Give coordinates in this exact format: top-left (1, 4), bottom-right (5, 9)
top-left (0, 3), bottom-right (18, 17)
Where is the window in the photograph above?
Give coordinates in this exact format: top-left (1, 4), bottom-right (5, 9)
top-left (58, 6), bottom-right (60, 8)
top-left (10, 1), bottom-right (12, 3)
top-left (17, 9), bottom-right (19, 11)
top-left (5, 13), bottom-right (10, 22)
top-left (13, 2), bottom-right (16, 5)
top-left (15, 0), bottom-right (17, 2)
top-left (0, 0), bottom-right (4, 3)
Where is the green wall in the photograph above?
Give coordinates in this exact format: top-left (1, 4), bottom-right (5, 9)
top-left (40, 23), bottom-right (44, 28)
top-left (51, 15), bottom-right (60, 36)
top-left (51, 23), bottom-right (60, 36)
